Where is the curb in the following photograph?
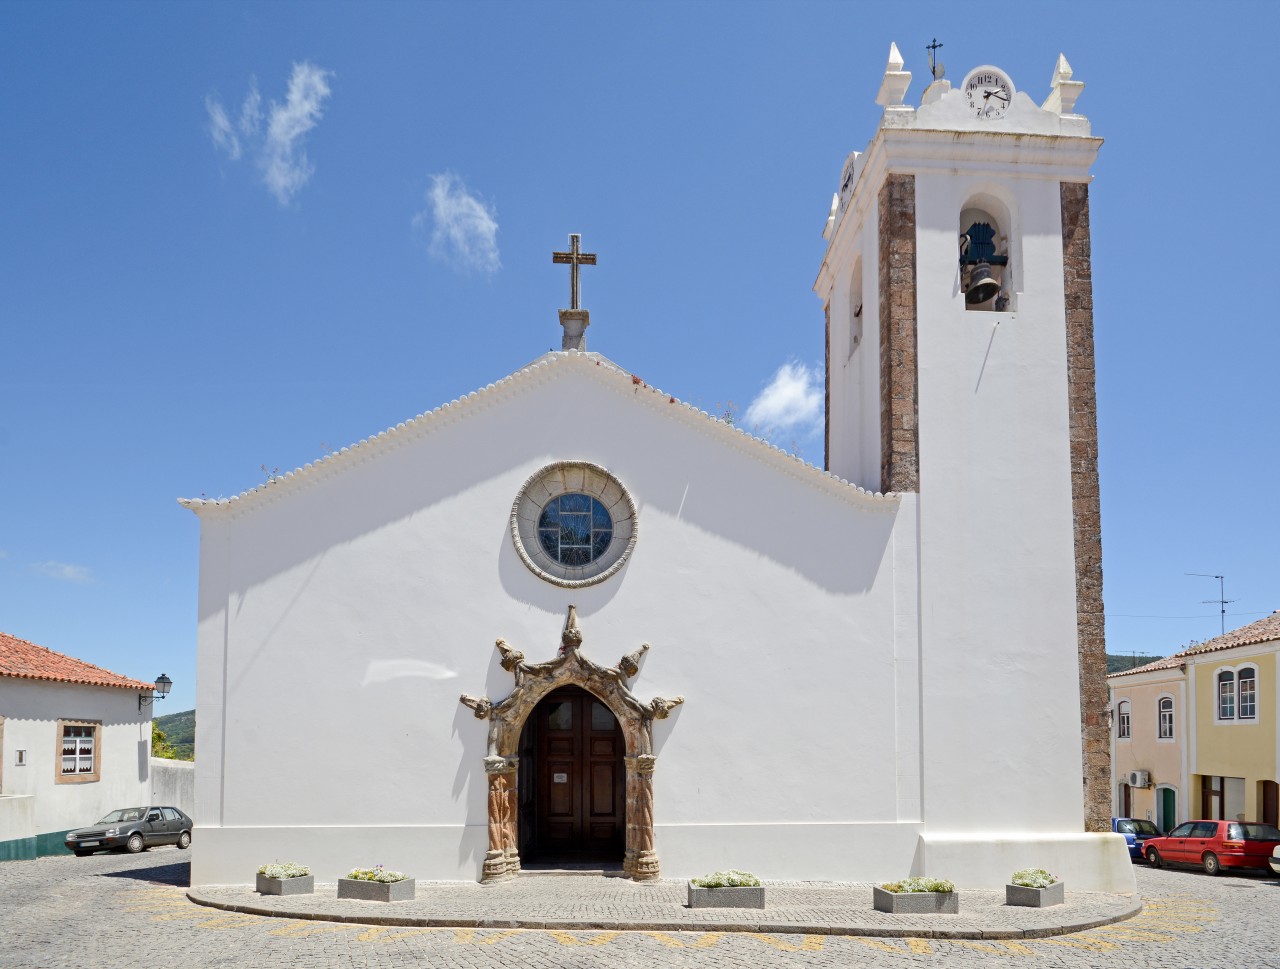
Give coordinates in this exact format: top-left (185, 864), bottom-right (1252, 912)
top-left (185, 890), bottom-right (1143, 940)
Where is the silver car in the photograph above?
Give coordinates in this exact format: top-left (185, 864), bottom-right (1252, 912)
top-left (64, 806), bottom-right (192, 856)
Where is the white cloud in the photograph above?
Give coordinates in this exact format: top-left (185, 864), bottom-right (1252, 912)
top-left (206, 96), bottom-right (240, 160)
top-left (261, 63), bottom-right (332, 205)
top-left (744, 360), bottom-right (824, 438)
top-left (416, 173), bottom-right (501, 274)
top-left (205, 63), bottom-right (332, 206)
top-left (33, 561), bottom-right (91, 582)
top-left (239, 80), bottom-right (262, 136)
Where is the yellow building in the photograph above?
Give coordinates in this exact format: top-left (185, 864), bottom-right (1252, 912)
top-left (1107, 658), bottom-right (1186, 832)
top-left (1109, 612), bottom-right (1280, 830)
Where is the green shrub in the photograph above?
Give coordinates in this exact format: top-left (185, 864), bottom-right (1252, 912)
top-left (880, 876), bottom-right (955, 894)
top-left (1010, 868), bottom-right (1058, 888)
top-left (690, 869), bottom-right (761, 888)
top-left (257, 862), bottom-right (310, 879)
top-left (346, 864), bottom-right (410, 883)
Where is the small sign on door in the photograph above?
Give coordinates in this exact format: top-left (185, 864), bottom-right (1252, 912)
top-left (553, 772), bottom-right (568, 784)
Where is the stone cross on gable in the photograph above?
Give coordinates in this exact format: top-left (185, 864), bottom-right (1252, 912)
top-left (552, 233), bottom-right (597, 311)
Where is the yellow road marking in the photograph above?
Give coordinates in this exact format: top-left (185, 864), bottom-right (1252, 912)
top-left (750, 934), bottom-right (824, 952)
top-left (1127, 919), bottom-right (1203, 933)
top-left (1094, 926), bottom-right (1176, 942)
top-left (951, 940), bottom-right (1036, 956)
top-left (353, 926), bottom-right (404, 942)
top-left (644, 932), bottom-right (725, 948)
top-left (546, 931), bottom-right (621, 946)
top-left (851, 938), bottom-right (932, 955)
top-left (370, 928), bottom-right (447, 943)
top-left (1039, 936), bottom-right (1121, 952)
top-left (452, 928), bottom-right (524, 945)
top-left (268, 923), bottom-right (355, 938)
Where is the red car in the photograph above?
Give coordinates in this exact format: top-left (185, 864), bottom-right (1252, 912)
top-left (1144, 820), bottom-right (1280, 875)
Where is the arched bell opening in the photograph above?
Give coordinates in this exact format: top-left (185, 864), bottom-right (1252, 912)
top-left (959, 191), bottom-right (1018, 312)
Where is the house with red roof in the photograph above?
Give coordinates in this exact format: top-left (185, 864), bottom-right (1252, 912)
top-left (1108, 611), bottom-right (1280, 833)
top-left (0, 631), bottom-right (159, 860)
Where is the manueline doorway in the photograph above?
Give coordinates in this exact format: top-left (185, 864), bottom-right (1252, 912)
top-left (518, 685), bottom-right (625, 865)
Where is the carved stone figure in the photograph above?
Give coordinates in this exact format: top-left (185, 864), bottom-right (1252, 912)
top-left (618, 642), bottom-right (649, 678)
top-left (459, 694), bottom-right (492, 719)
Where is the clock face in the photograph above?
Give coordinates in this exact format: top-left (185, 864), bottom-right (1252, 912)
top-left (963, 67), bottom-right (1015, 120)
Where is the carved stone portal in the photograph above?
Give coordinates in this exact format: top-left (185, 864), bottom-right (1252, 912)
top-left (460, 606), bottom-right (683, 883)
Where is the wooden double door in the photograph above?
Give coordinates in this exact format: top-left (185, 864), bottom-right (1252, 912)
top-left (519, 686), bottom-right (624, 861)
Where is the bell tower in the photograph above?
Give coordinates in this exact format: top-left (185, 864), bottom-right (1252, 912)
top-left (815, 46), bottom-right (1111, 839)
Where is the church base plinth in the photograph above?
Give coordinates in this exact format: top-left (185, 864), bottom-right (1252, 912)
top-left (482, 851), bottom-right (516, 884)
top-left (632, 850), bottom-right (660, 881)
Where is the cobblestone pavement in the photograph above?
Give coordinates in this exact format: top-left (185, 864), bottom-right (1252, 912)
top-left (2, 849), bottom-right (1278, 968)
top-left (189, 874), bottom-right (1139, 937)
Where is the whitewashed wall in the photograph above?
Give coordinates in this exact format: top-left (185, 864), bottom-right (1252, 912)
top-left (812, 83), bottom-right (1133, 892)
top-left (0, 679), bottom-right (152, 838)
top-left (150, 758), bottom-right (194, 817)
top-left (191, 357), bottom-right (922, 886)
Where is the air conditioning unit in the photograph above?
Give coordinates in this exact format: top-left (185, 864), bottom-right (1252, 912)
top-left (1127, 770), bottom-right (1151, 788)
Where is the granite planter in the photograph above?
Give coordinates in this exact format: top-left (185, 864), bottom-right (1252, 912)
top-left (687, 883), bottom-right (766, 909)
top-left (872, 886), bottom-right (959, 915)
top-left (1006, 880), bottom-right (1064, 907)
top-left (255, 873), bottom-right (314, 896)
top-left (336, 877), bottom-right (416, 902)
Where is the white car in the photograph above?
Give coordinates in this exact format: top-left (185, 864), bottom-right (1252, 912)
top-left (1271, 844), bottom-right (1280, 876)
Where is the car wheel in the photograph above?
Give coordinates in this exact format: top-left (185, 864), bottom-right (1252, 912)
top-left (177, 831), bottom-right (191, 849)
top-left (126, 833), bottom-right (146, 854)
top-left (73, 850), bottom-right (92, 857)
top-left (1145, 847), bottom-right (1162, 868)
top-left (1202, 852), bottom-right (1220, 876)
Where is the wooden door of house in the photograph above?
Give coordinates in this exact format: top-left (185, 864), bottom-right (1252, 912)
top-left (1262, 780), bottom-right (1279, 827)
top-left (531, 686), bottom-right (624, 860)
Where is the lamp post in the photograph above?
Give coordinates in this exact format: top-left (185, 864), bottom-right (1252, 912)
top-left (139, 674), bottom-right (173, 712)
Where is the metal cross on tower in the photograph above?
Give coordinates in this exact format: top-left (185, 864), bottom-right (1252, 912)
top-left (926, 38), bottom-right (944, 80)
top-left (552, 233), bottom-right (597, 310)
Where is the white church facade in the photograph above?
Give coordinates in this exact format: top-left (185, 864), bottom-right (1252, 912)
top-left (184, 47), bottom-right (1133, 891)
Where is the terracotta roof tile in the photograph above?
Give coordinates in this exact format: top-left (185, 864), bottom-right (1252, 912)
top-left (0, 631), bottom-right (156, 692)
top-left (1108, 611), bottom-right (1280, 679)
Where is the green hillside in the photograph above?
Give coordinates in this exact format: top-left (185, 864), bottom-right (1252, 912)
top-left (153, 708), bottom-right (195, 760)
top-left (1106, 653), bottom-right (1165, 675)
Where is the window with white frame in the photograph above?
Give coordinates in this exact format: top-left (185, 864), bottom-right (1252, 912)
top-left (1117, 700), bottom-right (1131, 740)
top-left (55, 721), bottom-right (100, 783)
top-left (1217, 670), bottom-right (1236, 720)
top-left (1159, 696), bottom-right (1174, 739)
top-left (1238, 667), bottom-right (1257, 719)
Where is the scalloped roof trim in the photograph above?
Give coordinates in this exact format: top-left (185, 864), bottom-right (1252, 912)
top-left (178, 350), bottom-right (897, 517)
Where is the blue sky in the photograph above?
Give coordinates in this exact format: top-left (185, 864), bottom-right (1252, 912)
top-left (2, 1), bottom-right (1277, 713)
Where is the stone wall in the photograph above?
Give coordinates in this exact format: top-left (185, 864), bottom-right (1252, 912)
top-left (150, 758), bottom-right (195, 817)
top-left (1061, 181), bottom-right (1110, 833)
top-left (878, 174), bottom-right (919, 494)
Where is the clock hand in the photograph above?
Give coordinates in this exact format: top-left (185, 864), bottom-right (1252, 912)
top-left (990, 91), bottom-right (1010, 103)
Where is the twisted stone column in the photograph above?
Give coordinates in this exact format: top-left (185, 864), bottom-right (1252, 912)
top-left (502, 756), bottom-right (520, 873)
top-left (482, 756), bottom-right (518, 882)
top-left (625, 754), bottom-right (659, 880)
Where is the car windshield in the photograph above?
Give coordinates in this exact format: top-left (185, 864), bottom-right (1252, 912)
top-left (96, 808), bottom-right (145, 824)
top-left (1128, 820), bottom-right (1160, 836)
top-left (1229, 823), bottom-right (1280, 841)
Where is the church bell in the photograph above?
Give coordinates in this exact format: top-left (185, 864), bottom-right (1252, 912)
top-left (964, 261), bottom-right (1001, 305)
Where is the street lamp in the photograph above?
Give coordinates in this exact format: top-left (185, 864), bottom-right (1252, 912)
top-left (139, 674), bottom-right (173, 712)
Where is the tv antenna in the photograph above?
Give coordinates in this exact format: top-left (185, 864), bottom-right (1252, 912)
top-left (1186, 573), bottom-right (1236, 637)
